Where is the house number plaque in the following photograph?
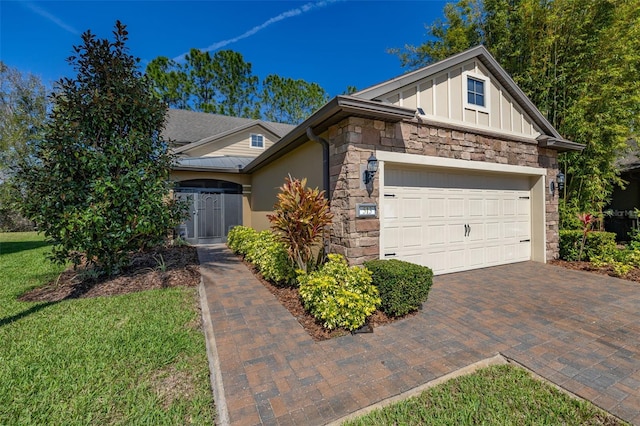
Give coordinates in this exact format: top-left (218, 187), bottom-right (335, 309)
top-left (356, 203), bottom-right (377, 218)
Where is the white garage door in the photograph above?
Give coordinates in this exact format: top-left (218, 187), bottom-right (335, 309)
top-left (382, 166), bottom-right (532, 275)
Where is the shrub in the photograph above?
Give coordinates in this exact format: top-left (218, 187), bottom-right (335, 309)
top-left (559, 230), bottom-right (617, 261)
top-left (364, 259), bottom-right (433, 317)
top-left (298, 254), bottom-right (381, 331)
top-left (267, 176), bottom-right (333, 273)
top-left (244, 230), bottom-right (296, 286)
top-left (227, 226), bottom-right (259, 256)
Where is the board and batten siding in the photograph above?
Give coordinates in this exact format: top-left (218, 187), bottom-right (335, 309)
top-left (378, 60), bottom-right (542, 139)
top-left (182, 127), bottom-right (279, 158)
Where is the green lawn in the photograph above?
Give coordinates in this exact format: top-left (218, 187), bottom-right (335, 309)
top-left (0, 232), bottom-right (214, 425)
top-left (344, 364), bottom-right (625, 425)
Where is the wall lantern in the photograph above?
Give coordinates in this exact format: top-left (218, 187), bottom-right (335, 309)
top-left (363, 154), bottom-right (378, 185)
top-left (550, 171), bottom-right (565, 197)
top-left (557, 171), bottom-right (565, 192)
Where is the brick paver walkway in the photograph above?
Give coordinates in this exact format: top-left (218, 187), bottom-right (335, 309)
top-left (198, 245), bottom-right (640, 425)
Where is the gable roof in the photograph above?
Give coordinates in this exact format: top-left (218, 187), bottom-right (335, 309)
top-left (163, 109), bottom-right (295, 149)
top-left (354, 45), bottom-right (578, 149)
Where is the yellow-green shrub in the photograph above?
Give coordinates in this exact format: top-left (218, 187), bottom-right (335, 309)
top-left (298, 254), bottom-right (381, 331)
top-left (227, 226), bottom-right (258, 256)
top-left (245, 230), bottom-right (296, 286)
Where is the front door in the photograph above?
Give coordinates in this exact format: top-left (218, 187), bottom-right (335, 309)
top-left (176, 192), bottom-right (242, 244)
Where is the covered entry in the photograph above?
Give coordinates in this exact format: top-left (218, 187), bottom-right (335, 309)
top-left (175, 179), bottom-right (242, 244)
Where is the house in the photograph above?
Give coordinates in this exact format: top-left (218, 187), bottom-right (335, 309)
top-left (605, 139), bottom-right (639, 240)
top-left (169, 45), bottom-right (583, 275)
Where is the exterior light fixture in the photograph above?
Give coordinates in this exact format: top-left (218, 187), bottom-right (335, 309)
top-left (557, 171), bottom-right (565, 193)
top-left (363, 153), bottom-right (378, 185)
top-left (550, 171), bottom-right (566, 197)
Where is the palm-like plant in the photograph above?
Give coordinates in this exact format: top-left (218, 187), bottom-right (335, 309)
top-left (267, 176), bottom-right (333, 273)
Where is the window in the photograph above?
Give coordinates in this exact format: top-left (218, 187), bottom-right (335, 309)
top-left (462, 71), bottom-right (490, 112)
top-left (250, 134), bottom-right (264, 149)
top-left (467, 77), bottom-right (485, 107)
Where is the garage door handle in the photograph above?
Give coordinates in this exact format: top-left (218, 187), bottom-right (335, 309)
top-left (464, 224), bottom-right (470, 237)
top-left (520, 239), bottom-right (530, 242)
top-left (384, 253), bottom-right (396, 257)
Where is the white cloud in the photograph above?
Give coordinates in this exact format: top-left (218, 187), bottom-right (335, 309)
top-left (173, 0), bottom-right (341, 62)
top-left (24, 2), bottom-right (79, 35)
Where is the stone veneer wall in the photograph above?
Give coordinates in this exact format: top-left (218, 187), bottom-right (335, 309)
top-left (326, 116), bottom-right (559, 265)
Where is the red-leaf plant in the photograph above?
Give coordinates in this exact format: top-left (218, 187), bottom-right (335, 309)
top-left (577, 213), bottom-right (593, 261)
top-left (267, 176), bottom-right (334, 273)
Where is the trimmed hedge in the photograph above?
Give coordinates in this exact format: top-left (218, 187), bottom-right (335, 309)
top-left (227, 226), bottom-right (296, 286)
top-left (298, 254), bottom-right (381, 331)
top-left (227, 226), bottom-right (259, 256)
top-left (364, 259), bottom-right (433, 317)
top-left (559, 230), bottom-right (617, 261)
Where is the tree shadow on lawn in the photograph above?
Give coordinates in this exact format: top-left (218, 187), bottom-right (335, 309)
top-left (0, 301), bottom-right (59, 328)
top-left (0, 240), bottom-right (50, 256)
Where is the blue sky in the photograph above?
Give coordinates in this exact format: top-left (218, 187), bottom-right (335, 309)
top-left (1, 0), bottom-right (446, 97)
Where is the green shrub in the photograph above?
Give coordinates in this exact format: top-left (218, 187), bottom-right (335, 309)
top-left (559, 230), bottom-right (617, 261)
top-left (298, 254), bottom-right (381, 331)
top-left (364, 259), bottom-right (433, 317)
top-left (244, 230), bottom-right (296, 286)
top-left (227, 226), bottom-right (259, 256)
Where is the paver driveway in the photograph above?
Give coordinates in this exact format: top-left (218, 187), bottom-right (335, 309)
top-left (198, 245), bottom-right (640, 425)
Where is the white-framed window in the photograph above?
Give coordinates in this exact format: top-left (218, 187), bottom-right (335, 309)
top-left (250, 133), bottom-right (264, 149)
top-left (463, 71), bottom-right (490, 112)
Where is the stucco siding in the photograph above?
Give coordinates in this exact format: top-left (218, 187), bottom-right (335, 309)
top-left (371, 59), bottom-right (543, 140)
top-left (250, 141), bottom-right (324, 231)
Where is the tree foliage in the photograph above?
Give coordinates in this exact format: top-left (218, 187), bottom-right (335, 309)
top-left (145, 49), bottom-right (329, 124)
top-left (261, 75), bottom-right (329, 125)
top-left (391, 0), bottom-right (640, 217)
top-left (16, 21), bottom-right (184, 274)
top-left (0, 62), bottom-right (48, 231)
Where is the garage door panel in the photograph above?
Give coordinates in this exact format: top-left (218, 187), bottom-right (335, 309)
top-left (426, 196), bottom-right (446, 218)
top-left (383, 169), bottom-right (532, 275)
top-left (402, 225), bottom-right (422, 247)
top-left (425, 224), bottom-right (447, 245)
top-left (402, 197), bottom-right (422, 219)
top-left (448, 198), bottom-right (465, 217)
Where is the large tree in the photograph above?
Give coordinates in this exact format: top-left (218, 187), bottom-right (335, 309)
top-left (145, 49), bottom-right (330, 124)
top-left (146, 49), bottom-right (260, 118)
top-left (391, 0), bottom-right (640, 220)
top-left (261, 75), bottom-right (329, 125)
top-left (0, 63), bottom-right (48, 231)
top-left (16, 21), bottom-right (184, 274)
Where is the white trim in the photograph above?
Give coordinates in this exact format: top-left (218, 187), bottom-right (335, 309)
top-left (250, 133), bottom-right (264, 149)
top-left (375, 150), bottom-right (545, 176)
top-left (446, 71), bottom-right (451, 119)
top-left (462, 71), bottom-right (490, 114)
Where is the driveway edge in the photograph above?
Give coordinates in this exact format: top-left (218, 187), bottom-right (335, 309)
top-left (199, 279), bottom-right (230, 426)
top-left (327, 353), bottom-right (508, 426)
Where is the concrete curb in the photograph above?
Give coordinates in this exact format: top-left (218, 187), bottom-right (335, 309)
top-left (326, 353), bottom-right (508, 426)
top-left (199, 279), bottom-right (230, 426)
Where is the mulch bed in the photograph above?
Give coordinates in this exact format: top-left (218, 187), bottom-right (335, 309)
top-left (19, 245), bottom-right (200, 302)
top-left (239, 257), bottom-right (417, 341)
top-left (18, 243), bottom-right (413, 340)
top-left (549, 259), bottom-right (640, 283)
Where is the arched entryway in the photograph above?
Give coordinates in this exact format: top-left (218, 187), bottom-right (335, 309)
top-left (175, 179), bottom-right (242, 244)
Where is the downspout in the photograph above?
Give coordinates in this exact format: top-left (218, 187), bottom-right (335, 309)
top-left (306, 127), bottom-right (331, 200)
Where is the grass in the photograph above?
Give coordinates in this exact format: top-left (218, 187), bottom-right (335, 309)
top-left (343, 364), bottom-right (625, 425)
top-left (0, 232), bottom-right (214, 425)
